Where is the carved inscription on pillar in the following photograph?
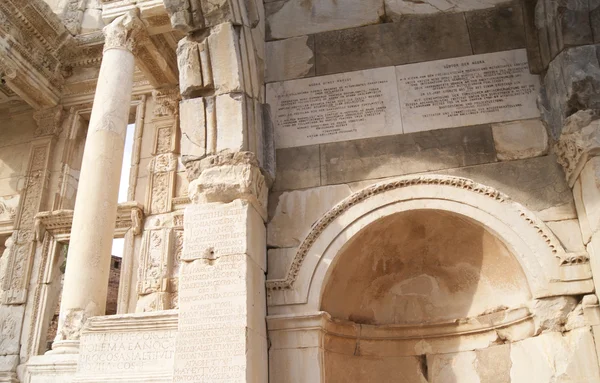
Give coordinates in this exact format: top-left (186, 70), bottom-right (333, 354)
top-left (182, 201), bottom-right (249, 261)
top-left (174, 200), bottom-right (267, 382)
top-left (173, 254), bottom-right (249, 382)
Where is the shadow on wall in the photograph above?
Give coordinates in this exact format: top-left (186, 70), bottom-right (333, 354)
top-left (320, 209), bottom-right (532, 382)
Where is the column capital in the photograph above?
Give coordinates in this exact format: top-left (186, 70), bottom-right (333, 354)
top-left (102, 10), bottom-right (145, 53)
top-left (554, 110), bottom-right (600, 187)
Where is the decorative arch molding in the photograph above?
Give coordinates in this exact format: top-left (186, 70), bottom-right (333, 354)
top-left (266, 175), bottom-right (593, 314)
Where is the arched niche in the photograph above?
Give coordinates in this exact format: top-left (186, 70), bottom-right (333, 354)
top-left (266, 175), bottom-right (592, 315)
top-left (321, 209), bottom-right (531, 326)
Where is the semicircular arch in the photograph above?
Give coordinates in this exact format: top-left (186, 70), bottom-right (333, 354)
top-left (266, 175), bottom-right (586, 315)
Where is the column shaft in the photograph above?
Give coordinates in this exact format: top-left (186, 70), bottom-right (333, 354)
top-left (52, 12), bottom-right (140, 352)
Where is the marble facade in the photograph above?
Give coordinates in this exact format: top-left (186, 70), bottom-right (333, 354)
top-left (0, 0), bottom-right (599, 382)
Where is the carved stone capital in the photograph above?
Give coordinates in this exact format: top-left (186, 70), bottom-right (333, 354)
top-left (33, 106), bottom-right (64, 137)
top-left (187, 152), bottom-right (268, 221)
top-left (102, 10), bottom-right (145, 53)
top-left (554, 110), bottom-right (600, 187)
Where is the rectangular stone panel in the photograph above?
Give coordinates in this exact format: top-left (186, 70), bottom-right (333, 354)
top-left (173, 255), bottom-right (267, 382)
top-left (75, 313), bottom-right (177, 382)
top-left (320, 125), bottom-right (496, 185)
top-left (397, 49), bottom-right (540, 134)
top-left (266, 67), bottom-right (402, 148)
top-left (313, 13), bottom-right (471, 75)
top-left (267, 49), bottom-right (540, 148)
top-left (182, 200), bottom-right (266, 270)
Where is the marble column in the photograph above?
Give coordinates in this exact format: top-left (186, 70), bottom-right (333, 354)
top-left (50, 11), bottom-right (142, 354)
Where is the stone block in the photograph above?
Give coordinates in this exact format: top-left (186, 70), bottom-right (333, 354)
top-left (578, 157), bottom-right (600, 235)
top-left (200, 0), bottom-right (236, 27)
top-left (266, 247), bottom-right (295, 280)
top-left (491, 119), bottom-right (548, 161)
top-left (0, 355), bottom-right (17, 372)
top-left (441, 155), bottom-right (573, 213)
top-left (215, 93), bottom-right (248, 153)
top-left (530, 296), bottom-right (579, 334)
top-left (314, 13), bottom-right (471, 75)
top-left (80, 8), bottom-right (104, 33)
top-left (174, 254), bottom-right (266, 381)
top-left (179, 98), bottom-right (206, 162)
top-left (427, 344), bottom-right (511, 383)
top-left (510, 328), bottom-right (600, 382)
top-left (521, 0), bottom-right (544, 73)
top-left (164, 0), bottom-right (204, 32)
top-left (320, 125), bottom-right (496, 185)
top-left (176, 37), bottom-right (206, 98)
top-left (539, 44), bottom-right (600, 138)
top-left (268, 184), bottom-right (352, 248)
top-left (265, 36), bottom-right (315, 83)
top-left (384, 0), bottom-right (509, 20)
top-left (324, 353), bottom-right (427, 382)
top-left (465, 2), bottom-right (526, 54)
top-left (535, 0), bottom-right (594, 66)
top-left (547, 219), bottom-right (586, 252)
top-left (188, 158), bottom-right (267, 217)
top-left (273, 145), bottom-right (321, 192)
top-left (265, 0), bottom-right (384, 40)
top-left (207, 23), bottom-right (244, 95)
top-left (270, 348), bottom-right (322, 383)
top-left (0, 305), bottom-right (24, 356)
top-left (76, 312), bottom-right (177, 380)
top-left (183, 200), bottom-right (266, 270)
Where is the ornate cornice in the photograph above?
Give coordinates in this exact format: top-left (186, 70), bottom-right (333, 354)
top-left (0, 0), bottom-right (73, 108)
top-left (34, 202), bottom-right (144, 242)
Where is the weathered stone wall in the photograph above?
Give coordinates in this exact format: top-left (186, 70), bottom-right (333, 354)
top-left (264, 1), bottom-right (600, 382)
top-left (0, 109), bottom-right (38, 229)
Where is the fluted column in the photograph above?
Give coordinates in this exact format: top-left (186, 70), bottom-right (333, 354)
top-left (50, 10), bottom-right (143, 354)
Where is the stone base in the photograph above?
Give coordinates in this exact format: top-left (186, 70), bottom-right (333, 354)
top-left (22, 353), bottom-right (78, 383)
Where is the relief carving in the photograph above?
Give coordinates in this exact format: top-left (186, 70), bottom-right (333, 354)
top-left (54, 308), bottom-right (87, 342)
top-left (155, 126), bottom-right (174, 154)
top-left (137, 229), bottom-right (171, 295)
top-left (0, 199), bottom-right (17, 222)
top-left (152, 87), bottom-right (180, 118)
top-left (2, 143), bottom-right (50, 304)
top-left (554, 112), bottom-right (600, 186)
top-left (33, 105), bottom-right (65, 137)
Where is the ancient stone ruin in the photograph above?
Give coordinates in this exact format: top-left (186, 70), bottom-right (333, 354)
top-left (1, 0), bottom-right (600, 381)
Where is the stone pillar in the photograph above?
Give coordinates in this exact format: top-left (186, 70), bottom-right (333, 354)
top-left (50, 11), bottom-right (142, 354)
top-left (174, 155), bottom-right (268, 382)
top-left (164, 0), bottom-right (272, 380)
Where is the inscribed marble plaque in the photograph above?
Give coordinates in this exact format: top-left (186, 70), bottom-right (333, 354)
top-left (266, 67), bottom-right (402, 148)
top-left (77, 328), bottom-right (176, 375)
top-left (396, 49), bottom-right (540, 133)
